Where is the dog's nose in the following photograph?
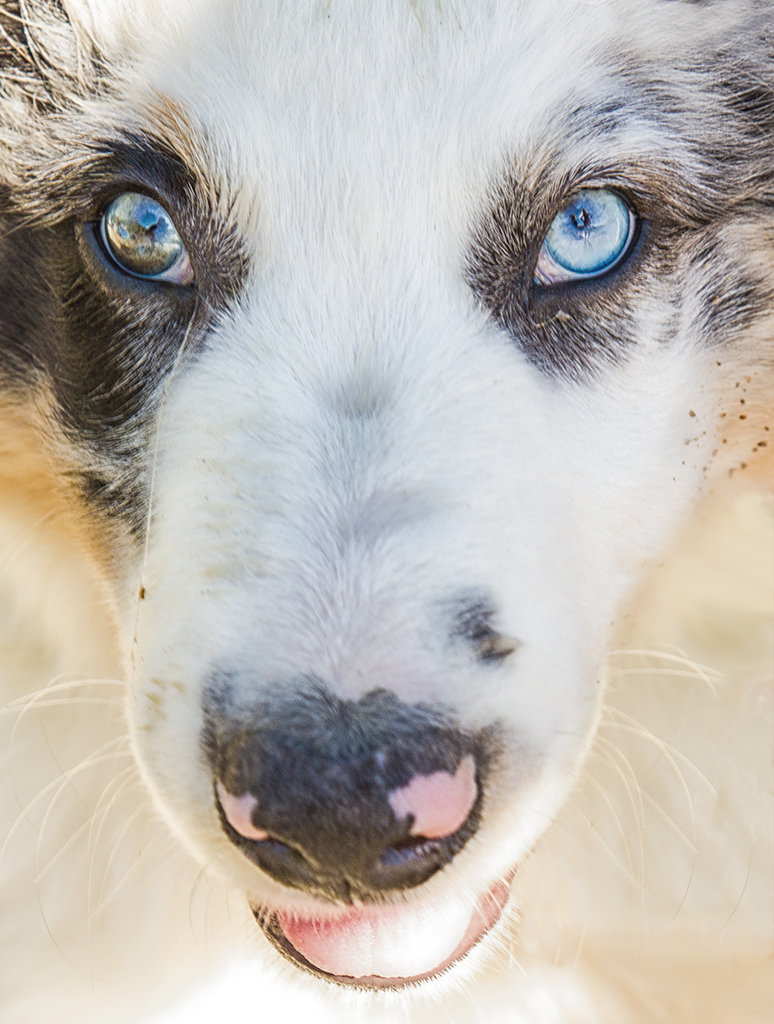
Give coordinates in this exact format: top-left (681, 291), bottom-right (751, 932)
top-left (208, 685), bottom-right (485, 901)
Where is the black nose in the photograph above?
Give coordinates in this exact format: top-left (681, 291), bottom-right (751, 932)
top-left (204, 683), bottom-right (487, 902)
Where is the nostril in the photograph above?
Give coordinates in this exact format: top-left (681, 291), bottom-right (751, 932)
top-left (379, 835), bottom-right (451, 868)
top-left (216, 755), bottom-right (480, 896)
top-left (373, 825), bottom-right (472, 891)
top-left (206, 685), bottom-right (492, 898)
top-left (215, 785), bottom-right (323, 889)
top-left (387, 754), bottom-right (477, 841)
top-left (254, 836), bottom-right (315, 876)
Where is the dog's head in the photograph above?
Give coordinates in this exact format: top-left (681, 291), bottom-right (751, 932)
top-left (1, 0), bottom-right (773, 988)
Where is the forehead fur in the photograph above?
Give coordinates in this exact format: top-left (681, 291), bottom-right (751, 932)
top-left (1, 0), bottom-right (772, 231)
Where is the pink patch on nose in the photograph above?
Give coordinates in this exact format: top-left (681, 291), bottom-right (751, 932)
top-left (216, 780), bottom-right (269, 841)
top-left (388, 754), bottom-right (477, 840)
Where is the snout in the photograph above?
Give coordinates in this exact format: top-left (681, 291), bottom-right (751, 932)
top-left (205, 683), bottom-right (489, 902)
top-left (200, 681), bottom-right (512, 985)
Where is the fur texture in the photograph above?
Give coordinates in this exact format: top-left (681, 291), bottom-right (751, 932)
top-left (0, 1), bottom-right (772, 1021)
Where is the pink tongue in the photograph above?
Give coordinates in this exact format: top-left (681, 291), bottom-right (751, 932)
top-left (278, 900), bottom-right (473, 979)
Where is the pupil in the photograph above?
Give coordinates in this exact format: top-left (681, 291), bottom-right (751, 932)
top-left (570, 208), bottom-right (590, 231)
top-left (137, 211), bottom-right (163, 239)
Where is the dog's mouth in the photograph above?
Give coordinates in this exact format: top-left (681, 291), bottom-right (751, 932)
top-left (253, 879), bottom-right (510, 989)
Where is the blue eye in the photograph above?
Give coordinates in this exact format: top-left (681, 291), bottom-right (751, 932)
top-left (100, 192), bottom-right (193, 284)
top-left (534, 189), bottom-right (636, 286)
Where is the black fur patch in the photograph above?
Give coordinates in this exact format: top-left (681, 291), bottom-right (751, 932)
top-left (0, 3), bottom-right (27, 71)
top-left (466, 29), bottom-right (774, 379)
top-left (0, 132), bottom-right (248, 532)
top-left (450, 597), bottom-right (519, 663)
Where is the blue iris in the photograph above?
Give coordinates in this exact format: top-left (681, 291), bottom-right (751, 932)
top-left (100, 192), bottom-right (192, 284)
top-left (535, 189), bottom-right (635, 285)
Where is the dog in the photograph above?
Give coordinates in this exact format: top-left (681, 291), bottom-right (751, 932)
top-left (0, 0), bottom-right (772, 1021)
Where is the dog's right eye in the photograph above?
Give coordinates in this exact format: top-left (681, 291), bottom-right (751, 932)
top-left (534, 188), bottom-right (636, 286)
top-left (100, 192), bottom-right (193, 284)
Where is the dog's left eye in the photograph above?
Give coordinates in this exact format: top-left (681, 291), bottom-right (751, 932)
top-left (100, 192), bottom-right (193, 284)
top-left (534, 188), bottom-right (636, 286)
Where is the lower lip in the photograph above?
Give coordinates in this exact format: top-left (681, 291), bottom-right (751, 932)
top-left (254, 878), bottom-right (511, 989)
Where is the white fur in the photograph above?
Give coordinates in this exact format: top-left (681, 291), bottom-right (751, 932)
top-left (0, 1), bottom-right (772, 1021)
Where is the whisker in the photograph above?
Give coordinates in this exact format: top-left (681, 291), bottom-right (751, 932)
top-left (583, 774), bottom-right (639, 880)
top-left (607, 667), bottom-right (719, 683)
top-left (605, 647), bottom-right (722, 696)
top-left (87, 773), bottom-right (147, 915)
top-left (0, 737), bottom-right (132, 866)
top-left (594, 735), bottom-right (646, 818)
top-left (640, 787), bottom-right (697, 854)
top-left (34, 763), bottom-right (138, 883)
top-left (90, 830), bottom-right (165, 919)
top-left (599, 707), bottom-right (717, 796)
top-left (87, 764), bottom-right (141, 860)
top-left (710, 841), bottom-right (755, 936)
top-left (34, 747), bottom-right (134, 880)
top-left (588, 741), bottom-right (646, 878)
top-left (5, 677), bottom-right (128, 709)
top-left (89, 835), bottom-right (167, 925)
top-left (571, 922), bottom-right (588, 971)
top-left (2, 697), bottom-right (124, 715)
top-left (607, 646), bottom-right (722, 673)
top-left (6, 676), bottom-right (127, 767)
top-left (187, 863), bottom-right (210, 945)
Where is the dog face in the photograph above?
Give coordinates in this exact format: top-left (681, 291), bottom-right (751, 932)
top-left (1, 0), bottom-right (772, 988)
